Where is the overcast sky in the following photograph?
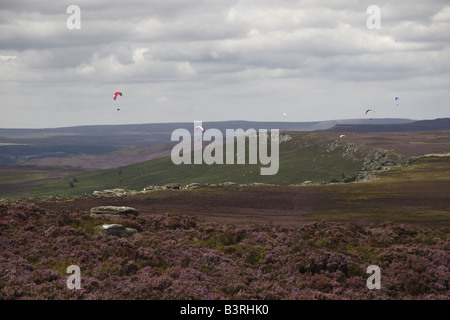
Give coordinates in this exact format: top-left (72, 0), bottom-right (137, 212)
top-left (1, 0), bottom-right (449, 128)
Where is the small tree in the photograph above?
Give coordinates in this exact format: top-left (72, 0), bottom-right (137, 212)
top-left (69, 182), bottom-right (75, 188)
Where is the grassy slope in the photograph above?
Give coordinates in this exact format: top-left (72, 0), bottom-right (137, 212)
top-left (19, 132), bottom-right (366, 197)
top-left (309, 156), bottom-right (450, 225)
top-left (0, 165), bottom-right (88, 198)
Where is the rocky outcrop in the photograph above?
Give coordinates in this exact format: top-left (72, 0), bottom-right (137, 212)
top-left (94, 224), bottom-right (138, 237)
top-left (279, 133), bottom-right (293, 143)
top-left (221, 182), bottom-right (237, 186)
top-left (90, 206), bottom-right (139, 218)
top-left (93, 189), bottom-right (129, 197)
top-left (356, 150), bottom-right (404, 182)
top-left (91, 181), bottom-right (256, 198)
top-left (185, 183), bottom-right (200, 189)
top-left (143, 185), bottom-right (164, 191)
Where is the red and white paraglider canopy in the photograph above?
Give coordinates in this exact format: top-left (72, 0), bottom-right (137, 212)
top-left (195, 125), bottom-right (205, 132)
top-left (113, 92), bottom-right (122, 100)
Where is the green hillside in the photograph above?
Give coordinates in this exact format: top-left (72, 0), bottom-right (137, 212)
top-left (20, 132), bottom-right (369, 197)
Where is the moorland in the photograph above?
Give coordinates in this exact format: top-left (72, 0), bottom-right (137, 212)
top-left (0, 119), bottom-right (449, 300)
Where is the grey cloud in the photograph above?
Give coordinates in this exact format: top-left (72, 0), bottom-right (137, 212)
top-left (0, 0), bottom-right (449, 128)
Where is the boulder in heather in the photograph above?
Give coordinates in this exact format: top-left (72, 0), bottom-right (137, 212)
top-left (90, 206), bottom-right (139, 218)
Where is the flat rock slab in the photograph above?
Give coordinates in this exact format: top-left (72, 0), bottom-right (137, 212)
top-left (94, 224), bottom-right (138, 237)
top-left (90, 206), bottom-right (139, 218)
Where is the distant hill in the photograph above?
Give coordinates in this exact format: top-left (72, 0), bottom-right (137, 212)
top-left (0, 118), bottom-right (415, 142)
top-left (325, 118), bottom-right (450, 133)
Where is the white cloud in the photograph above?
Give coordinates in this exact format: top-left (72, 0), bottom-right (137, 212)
top-left (432, 6), bottom-right (450, 22)
top-left (176, 61), bottom-right (196, 77)
top-left (0, 55), bottom-right (17, 61)
top-left (132, 48), bottom-right (150, 63)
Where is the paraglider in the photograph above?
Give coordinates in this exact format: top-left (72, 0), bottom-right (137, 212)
top-left (113, 92), bottom-right (122, 100)
top-left (113, 92), bottom-right (122, 111)
top-left (195, 125), bottom-right (205, 132)
top-left (282, 112), bottom-right (287, 119)
top-left (395, 97), bottom-right (399, 106)
top-left (365, 108), bottom-right (375, 120)
top-left (340, 134), bottom-right (346, 138)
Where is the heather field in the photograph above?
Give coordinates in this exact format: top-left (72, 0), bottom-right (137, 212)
top-left (0, 202), bottom-right (448, 300)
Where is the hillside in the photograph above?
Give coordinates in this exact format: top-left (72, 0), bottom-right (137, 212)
top-left (21, 142), bottom-right (177, 169)
top-left (2, 127), bottom-right (450, 199)
top-left (31, 155), bottom-right (450, 227)
top-left (2, 131), bottom-right (373, 198)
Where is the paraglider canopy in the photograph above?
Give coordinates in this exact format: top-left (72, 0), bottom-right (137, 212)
top-left (365, 108), bottom-right (374, 114)
top-left (113, 92), bottom-right (122, 100)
